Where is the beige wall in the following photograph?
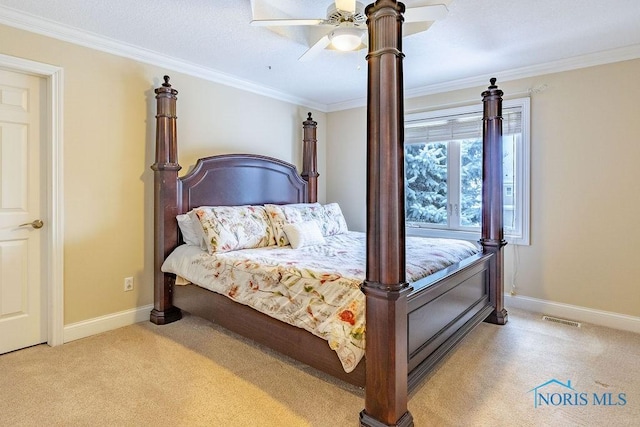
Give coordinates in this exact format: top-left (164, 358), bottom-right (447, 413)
top-left (327, 59), bottom-right (640, 318)
top-left (1, 24), bottom-right (326, 325)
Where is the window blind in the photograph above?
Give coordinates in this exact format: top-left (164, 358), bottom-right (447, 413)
top-left (405, 107), bottom-right (522, 144)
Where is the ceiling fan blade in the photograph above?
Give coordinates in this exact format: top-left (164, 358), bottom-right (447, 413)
top-left (403, 22), bottom-right (435, 37)
top-left (335, 0), bottom-right (356, 14)
top-left (299, 35), bottom-right (331, 62)
top-left (404, 4), bottom-right (448, 23)
top-left (251, 19), bottom-right (326, 27)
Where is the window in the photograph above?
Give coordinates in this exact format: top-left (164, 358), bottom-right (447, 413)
top-left (404, 97), bottom-right (530, 245)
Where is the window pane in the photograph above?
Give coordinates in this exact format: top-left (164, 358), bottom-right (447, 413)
top-left (460, 139), bottom-right (483, 227)
top-left (405, 142), bottom-right (448, 225)
top-left (459, 135), bottom-right (519, 231)
top-left (503, 134), bottom-right (517, 232)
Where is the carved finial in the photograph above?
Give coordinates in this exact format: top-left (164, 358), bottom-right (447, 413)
top-left (489, 77), bottom-right (497, 89)
top-left (307, 112), bottom-right (313, 120)
top-left (163, 75), bottom-right (171, 87)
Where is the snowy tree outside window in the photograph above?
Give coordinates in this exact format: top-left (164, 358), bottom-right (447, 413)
top-left (404, 98), bottom-right (530, 245)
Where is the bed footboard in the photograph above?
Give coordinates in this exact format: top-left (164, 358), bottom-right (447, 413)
top-left (406, 253), bottom-right (495, 391)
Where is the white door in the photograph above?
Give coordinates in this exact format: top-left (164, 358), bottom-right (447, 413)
top-left (0, 69), bottom-right (45, 354)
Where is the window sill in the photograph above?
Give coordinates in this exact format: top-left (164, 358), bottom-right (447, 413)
top-left (406, 226), bottom-right (529, 246)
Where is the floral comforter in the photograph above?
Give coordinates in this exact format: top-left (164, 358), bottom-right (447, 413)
top-left (161, 231), bottom-right (478, 373)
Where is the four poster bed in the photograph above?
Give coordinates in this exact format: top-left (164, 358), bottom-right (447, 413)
top-left (150, 2), bottom-right (507, 426)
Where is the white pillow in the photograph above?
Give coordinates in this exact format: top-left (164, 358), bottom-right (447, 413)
top-left (283, 221), bottom-right (326, 249)
top-left (177, 213), bottom-right (205, 248)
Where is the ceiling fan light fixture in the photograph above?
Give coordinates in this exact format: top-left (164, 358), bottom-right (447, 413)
top-left (329, 27), bottom-right (363, 51)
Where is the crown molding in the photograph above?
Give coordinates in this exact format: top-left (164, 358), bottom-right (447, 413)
top-left (404, 44), bottom-right (640, 100)
top-left (2, 5), bottom-right (638, 114)
top-left (0, 5), bottom-right (328, 112)
top-left (328, 43), bottom-right (640, 112)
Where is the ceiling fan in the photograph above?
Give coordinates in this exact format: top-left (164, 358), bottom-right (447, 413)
top-left (251, 0), bottom-right (448, 61)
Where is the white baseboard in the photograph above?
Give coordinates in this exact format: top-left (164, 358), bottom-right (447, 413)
top-left (60, 297), bottom-right (640, 344)
top-left (505, 294), bottom-right (640, 334)
top-left (63, 304), bottom-right (154, 343)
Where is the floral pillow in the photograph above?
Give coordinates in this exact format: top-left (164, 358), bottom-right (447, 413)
top-left (263, 204), bottom-right (288, 245)
top-left (322, 203), bottom-right (349, 236)
top-left (265, 202), bottom-right (348, 246)
top-left (191, 205), bottom-right (276, 254)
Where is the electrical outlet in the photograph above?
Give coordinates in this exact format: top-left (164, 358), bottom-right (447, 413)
top-left (124, 277), bottom-right (134, 292)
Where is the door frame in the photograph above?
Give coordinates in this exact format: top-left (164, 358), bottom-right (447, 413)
top-left (0, 53), bottom-right (64, 347)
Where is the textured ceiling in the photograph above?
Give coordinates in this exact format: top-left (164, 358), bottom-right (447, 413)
top-left (1, 0), bottom-right (640, 110)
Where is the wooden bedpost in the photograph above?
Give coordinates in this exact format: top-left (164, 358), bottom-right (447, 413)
top-left (480, 78), bottom-right (508, 325)
top-left (360, 1), bottom-right (413, 427)
top-left (301, 112), bottom-right (319, 203)
top-left (150, 75), bottom-right (182, 325)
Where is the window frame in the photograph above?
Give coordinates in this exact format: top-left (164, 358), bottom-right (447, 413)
top-left (404, 97), bottom-right (531, 245)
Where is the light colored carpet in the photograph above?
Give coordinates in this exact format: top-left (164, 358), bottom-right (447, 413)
top-left (1, 308), bottom-right (638, 426)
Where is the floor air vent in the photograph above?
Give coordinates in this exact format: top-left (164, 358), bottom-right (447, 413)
top-left (542, 315), bottom-right (581, 328)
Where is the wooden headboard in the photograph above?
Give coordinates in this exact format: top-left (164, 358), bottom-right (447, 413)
top-left (179, 154), bottom-right (308, 211)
